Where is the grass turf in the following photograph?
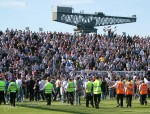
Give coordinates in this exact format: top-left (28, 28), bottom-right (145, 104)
top-left (1, 98), bottom-right (150, 114)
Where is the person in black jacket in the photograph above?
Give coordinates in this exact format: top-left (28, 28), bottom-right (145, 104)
top-left (101, 77), bottom-right (107, 100)
top-left (34, 80), bottom-right (40, 101)
top-left (29, 77), bottom-right (35, 101)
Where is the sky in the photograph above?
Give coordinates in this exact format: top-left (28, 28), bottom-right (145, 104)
top-left (0, 0), bottom-right (150, 36)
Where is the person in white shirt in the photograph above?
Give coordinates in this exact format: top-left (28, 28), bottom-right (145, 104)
top-left (39, 78), bottom-right (45, 100)
top-left (61, 78), bottom-right (68, 103)
top-left (16, 76), bottom-right (23, 102)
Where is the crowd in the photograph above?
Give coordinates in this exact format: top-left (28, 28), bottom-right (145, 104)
top-left (0, 28), bottom-right (150, 78)
top-left (0, 28), bottom-right (150, 108)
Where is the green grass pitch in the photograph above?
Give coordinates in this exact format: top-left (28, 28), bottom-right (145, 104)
top-left (1, 98), bottom-right (150, 114)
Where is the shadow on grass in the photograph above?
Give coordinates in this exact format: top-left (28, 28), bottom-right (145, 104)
top-left (16, 103), bottom-right (91, 114)
top-left (14, 100), bottom-right (150, 114)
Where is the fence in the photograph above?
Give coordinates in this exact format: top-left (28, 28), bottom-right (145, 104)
top-left (72, 70), bottom-right (145, 78)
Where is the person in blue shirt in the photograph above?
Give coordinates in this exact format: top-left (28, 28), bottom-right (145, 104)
top-left (5, 78), bottom-right (10, 104)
